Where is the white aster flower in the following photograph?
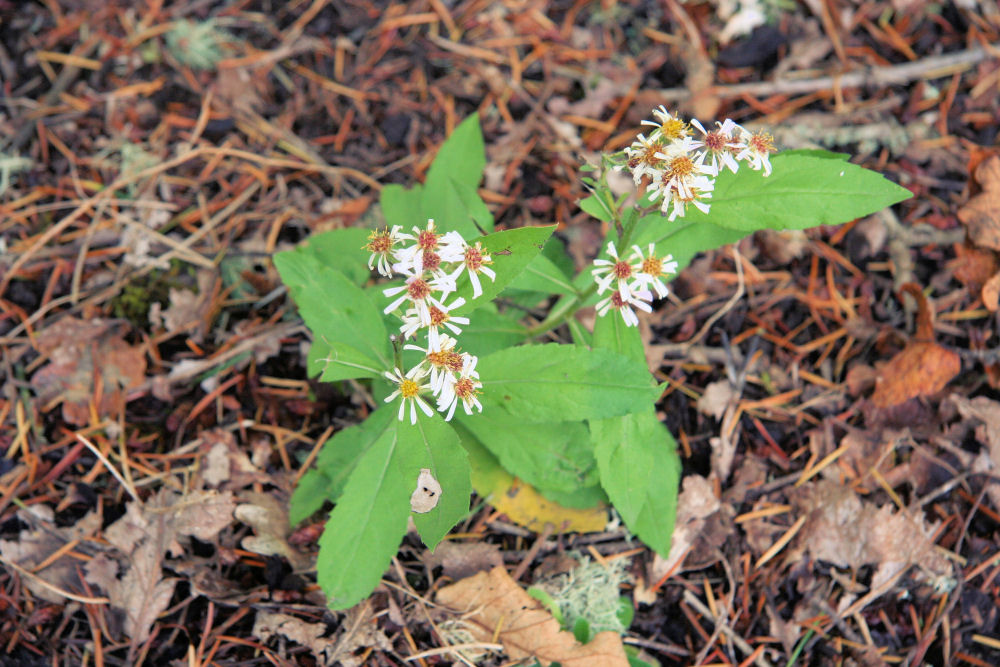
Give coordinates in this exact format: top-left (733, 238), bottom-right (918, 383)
top-left (663, 177), bottom-right (715, 220)
top-left (591, 241), bottom-right (639, 297)
top-left (383, 267), bottom-right (455, 325)
top-left (444, 234), bottom-right (496, 299)
top-left (436, 354), bottom-right (483, 421)
top-left (596, 288), bottom-right (654, 328)
top-left (384, 366), bottom-right (435, 424)
top-left (363, 225), bottom-right (404, 277)
top-left (736, 128), bottom-right (776, 177)
top-left (400, 295), bottom-right (469, 349)
top-left (623, 133), bottom-right (668, 186)
top-left (641, 106), bottom-right (690, 142)
top-left (689, 118), bottom-right (744, 175)
top-left (629, 244), bottom-right (679, 299)
top-left (393, 219), bottom-right (455, 275)
top-left (404, 334), bottom-right (465, 395)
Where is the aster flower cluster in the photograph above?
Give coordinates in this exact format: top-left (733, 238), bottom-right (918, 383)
top-left (364, 219), bottom-right (495, 423)
top-left (592, 242), bottom-right (679, 328)
top-left (623, 106), bottom-right (775, 221)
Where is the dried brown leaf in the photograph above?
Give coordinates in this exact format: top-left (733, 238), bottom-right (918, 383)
top-left (252, 612), bottom-right (335, 665)
top-left (983, 271), bottom-right (1000, 312)
top-left (235, 492), bottom-right (312, 571)
top-left (435, 566), bottom-right (628, 667)
top-left (697, 380), bottom-right (735, 420)
top-left (787, 480), bottom-right (950, 590)
top-left (84, 489), bottom-right (235, 644)
top-left (948, 242), bottom-right (999, 293)
top-left (958, 156), bottom-right (1000, 251)
top-left (29, 316), bottom-right (146, 426)
top-left (148, 269), bottom-right (216, 342)
top-left (950, 395), bottom-right (1000, 512)
top-left (871, 285), bottom-right (960, 408)
top-left (650, 474), bottom-right (723, 581)
top-left (199, 429), bottom-right (267, 489)
top-left (870, 341), bottom-right (960, 408)
top-left (0, 508), bottom-right (101, 603)
top-left (421, 540), bottom-right (503, 580)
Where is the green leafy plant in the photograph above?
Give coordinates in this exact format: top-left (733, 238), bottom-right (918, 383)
top-left (274, 110), bottom-right (911, 610)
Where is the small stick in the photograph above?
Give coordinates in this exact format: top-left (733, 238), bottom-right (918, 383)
top-left (651, 43), bottom-right (1000, 102)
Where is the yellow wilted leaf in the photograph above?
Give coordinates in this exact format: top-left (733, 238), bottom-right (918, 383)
top-left (489, 478), bottom-right (607, 533)
top-left (464, 433), bottom-right (606, 533)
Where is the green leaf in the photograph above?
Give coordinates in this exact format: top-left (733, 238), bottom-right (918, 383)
top-left (289, 407), bottom-right (396, 525)
top-left (450, 225), bottom-right (557, 313)
top-left (592, 304), bottom-right (645, 365)
top-left (422, 178), bottom-right (487, 239)
top-left (298, 227), bottom-right (374, 286)
top-left (617, 596), bottom-right (634, 628)
top-left (632, 218), bottom-right (747, 280)
top-left (477, 344), bottom-right (660, 422)
top-left (455, 410), bottom-right (599, 500)
top-left (274, 254), bottom-right (391, 380)
top-left (693, 152), bottom-right (912, 232)
top-left (507, 252), bottom-right (577, 296)
top-left (316, 418), bottom-right (412, 609)
top-left (398, 417), bottom-right (472, 550)
top-left (458, 305), bottom-right (528, 355)
top-left (784, 148), bottom-right (850, 161)
top-left (306, 338), bottom-right (385, 382)
top-left (421, 114), bottom-right (491, 238)
top-left (579, 193), bottom-right (614, 222)
top-left (590, 408), bottom-right (680, 556)
top-left (316, 413), bottom-right (471, 608)
top-left (288, 469), bottom-right (332, 527)
top-left (573, 617), bottom-right (592, 643)
top-left (381, 183), bottom-right (426, 229)
top-left (425, 114), bottom-right (486, 194)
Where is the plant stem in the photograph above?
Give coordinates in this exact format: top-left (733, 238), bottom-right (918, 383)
top-left (526, 198), bottom-right (643, 340)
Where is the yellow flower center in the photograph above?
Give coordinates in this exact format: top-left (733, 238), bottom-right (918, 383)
top-left (399, 379), bottom-right (420, 399)
top-left (749, 131), bottom-right (774, 155)
top-left (365, 229), bottom-right (393, 254)
top-left (454, 378), bottom-right (478, 400)
top-left (667, 156), bottom-right (695, 178)
top-left (407, 278), bottom-right (431, 300)
top-left (660, 117), bottom-right (687, 140)
top-left (641, 256), bottom-right (663, 276)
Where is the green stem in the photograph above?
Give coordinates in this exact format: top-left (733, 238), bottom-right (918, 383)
top-left (525, 201), bottom-right (643, 339)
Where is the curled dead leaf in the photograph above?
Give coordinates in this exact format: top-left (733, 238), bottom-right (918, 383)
top-left (870, 341), bottom-right (960, 408)
top-left (435, 566), bottom-right (628, 667)
top-left (870, 284), bottom-right (960, 408)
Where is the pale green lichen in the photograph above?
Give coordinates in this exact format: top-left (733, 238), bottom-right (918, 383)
top-left (164, 19), bottom-right (230, 70)
top-left (534, 554), bottom-right (631, 636)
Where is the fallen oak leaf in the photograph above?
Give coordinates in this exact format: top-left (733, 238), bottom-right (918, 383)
top-left (786, 479), bottom-right (951, 593)
top-left (435, 566), bottom-right (628, 667)
top-left (870, 283), bottom-right (960, 408)
top-left (29, 317), bottom-right (146, 426)
top-left (84, 488), bottom-right (235, 645)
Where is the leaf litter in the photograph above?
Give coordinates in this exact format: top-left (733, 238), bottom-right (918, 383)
top-left (2, 0), bottom-right (1000, 664)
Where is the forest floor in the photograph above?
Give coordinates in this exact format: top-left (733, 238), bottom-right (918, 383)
top-left (2, 1), bottom-right (1000, 665)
